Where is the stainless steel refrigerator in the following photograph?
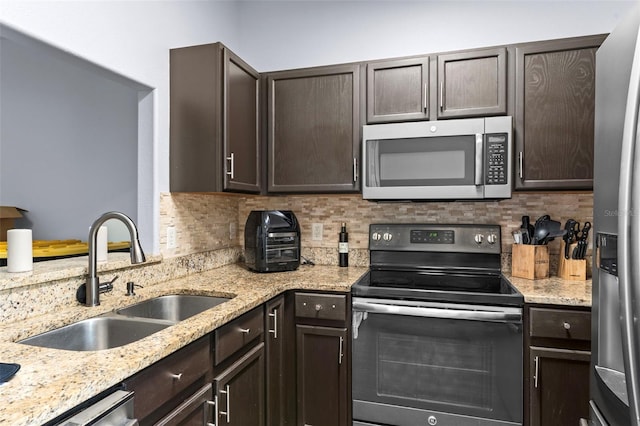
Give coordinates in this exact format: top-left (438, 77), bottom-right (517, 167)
top-left (591, 3), bottom-right (640, 425)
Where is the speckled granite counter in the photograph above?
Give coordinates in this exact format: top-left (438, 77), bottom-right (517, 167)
top-left (506, 273), bottom-right (592, 307)
top-left (0, 263), bottom-right (367, 426)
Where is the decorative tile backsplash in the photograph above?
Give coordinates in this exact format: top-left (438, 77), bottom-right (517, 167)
top-left (161, 191), bottom-right (593, 273)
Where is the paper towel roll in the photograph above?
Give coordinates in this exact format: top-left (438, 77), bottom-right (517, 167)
top-left (97, 225), bottom-right (108, 262)
top-left (7, 229), bottom-right (33, 273)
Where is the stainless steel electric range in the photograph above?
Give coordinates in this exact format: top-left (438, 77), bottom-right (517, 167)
top-left (352, 223), bottom-right (524, 426)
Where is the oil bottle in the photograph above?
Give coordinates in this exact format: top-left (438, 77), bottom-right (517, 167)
top-left (339, 222), bottom-right (349, 267)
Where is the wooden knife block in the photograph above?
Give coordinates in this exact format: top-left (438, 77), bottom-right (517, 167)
top-left (511, 244), bottom-right (549, 280)
top-left (558, 241), bottom-right (587, 281)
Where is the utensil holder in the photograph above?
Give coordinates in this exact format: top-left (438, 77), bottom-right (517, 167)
top-left (511, 244), bottom-right (549, 280)
top-left (558, 242), bottom-right (587, 281)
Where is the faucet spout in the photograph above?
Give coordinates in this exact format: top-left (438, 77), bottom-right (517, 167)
top-left (86, 211), bottom-right (145, 307)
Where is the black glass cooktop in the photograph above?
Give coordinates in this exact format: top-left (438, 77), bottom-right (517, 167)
top-left (352, 270), bottom-right (523, 307)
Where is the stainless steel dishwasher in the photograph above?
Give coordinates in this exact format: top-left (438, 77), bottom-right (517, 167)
top-left (50, 389), bottom-right (137, 426)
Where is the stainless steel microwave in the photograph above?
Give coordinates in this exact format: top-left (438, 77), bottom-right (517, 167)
top-left (362, 116), bottom-right (512, 200)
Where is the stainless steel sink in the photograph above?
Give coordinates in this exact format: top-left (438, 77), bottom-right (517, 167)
top-left (18, 316), bottom-right (170, 351)
top-left (116, 294), bottom-right (231, 322)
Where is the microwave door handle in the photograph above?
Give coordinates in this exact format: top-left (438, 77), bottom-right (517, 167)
top-left (475, 134), bottom-right (484, 185)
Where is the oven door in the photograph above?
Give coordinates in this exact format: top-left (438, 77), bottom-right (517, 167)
top-left (352, 297), bottom-right (523, 426)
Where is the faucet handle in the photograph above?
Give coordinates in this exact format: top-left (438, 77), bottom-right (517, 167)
top-left (75, 275), bottom-right (118, 304)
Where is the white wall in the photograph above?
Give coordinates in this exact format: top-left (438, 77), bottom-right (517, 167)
top-left (0, 34), bottom-right (140, 241)
top-left (235, 0), bottom-right (636, 71)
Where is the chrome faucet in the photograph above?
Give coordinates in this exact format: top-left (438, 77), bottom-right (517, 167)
top-left (85, 211), bottom-right (145, 307)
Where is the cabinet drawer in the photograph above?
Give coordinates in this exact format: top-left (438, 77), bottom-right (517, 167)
top-left (125, 336), bottom-right (211, 422)
top-left (529, 307), bottom-right (591, 341)
top-left (295, 292), bottom-right (347, 322)
top-left (215, 306), bottom-right (264, 365)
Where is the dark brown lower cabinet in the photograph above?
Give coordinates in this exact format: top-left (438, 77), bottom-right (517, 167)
top-left (214, 342), bottom-right (265, 426)
top-left (525, 305), bottom-right (591, 426)
top-left (529, 346), bottom-right (590, 426)
top-left (123, 336), bottom-right (212, 426)
top-left (155, 383), bottom-right (214, 426)
top-left (296, 325), bottom-right (348, 426)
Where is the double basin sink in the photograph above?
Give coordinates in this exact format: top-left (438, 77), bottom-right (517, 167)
top-left (18, 295), bottom-right (231, 351)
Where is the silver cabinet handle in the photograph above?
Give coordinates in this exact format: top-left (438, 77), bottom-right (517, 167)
top-left (240, 328), bottom-right (250, 334)
top-left (423, 83), bottom-right (428, 113)
top-left (563, 322), bottom-right (571, 330)
top-left (170, 372), bottom-right (182, 380)
top-left (206, 400), bottom-right (215, 426)
top-left (338, 336), bottom-right (344, 365)
top-left (518, 151), bottom-right (524, 179)
top-left (226, 152), bottom-right (235, 179)
top-left (353, 157), bottom-right (358, 183)
top-left (268, 309), bottom-right (278, 339)
top-left (219, 384), bottom-right (230, 423)
top-left (439, 81), bottom-right (444, 111)
top-left (534, 355), bottom-right (540, 388)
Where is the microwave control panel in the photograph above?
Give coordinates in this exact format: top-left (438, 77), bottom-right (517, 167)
top-left (485, 133), bottom-right (508, 185)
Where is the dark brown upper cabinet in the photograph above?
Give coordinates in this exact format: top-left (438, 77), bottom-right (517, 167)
top-left (437, 47), bottom-right (507, 119)
top-left (514, 35), bottom-right (606, 190)
top-left (170, 43), bottom-right (261, 193)
top-left (366, 57), bottom-right (430, 123)
top-left (266, 64), bottom-right (361, 193)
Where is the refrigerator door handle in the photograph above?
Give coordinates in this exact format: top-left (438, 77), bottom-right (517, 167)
top-left (617, 22), bottom-right (640, 426)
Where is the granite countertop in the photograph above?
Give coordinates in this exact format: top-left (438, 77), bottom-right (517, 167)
top-left (0, 264), bottom-right (367, 426)
top-left (506, 273), bottom-right (592, 307)
top-left (0, 263), bottom-right (590, 425)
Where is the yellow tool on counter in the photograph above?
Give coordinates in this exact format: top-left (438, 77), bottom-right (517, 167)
top-left (0, 240), bottom-right (131, 260)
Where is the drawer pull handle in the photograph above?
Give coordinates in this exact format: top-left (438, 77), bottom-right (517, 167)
top-left (563, 322), bottom-right (571, 330)
top-left (533, 355), bottom-right (540, 388)
top-left (170, 372), bottom-right (183, 380)
top-left (315, 304), bottom-right (323, 311)
top-left (219, 384), bottom-right (231, 422)
top-left (240, 328), bottom-right (251, 334)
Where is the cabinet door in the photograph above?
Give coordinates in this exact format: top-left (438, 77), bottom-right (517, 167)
top-left (265, 295), bottom-right (296, 426)
top-left (214, 342), bottom-right (265, 426)
top-left (170, 43), bottom-right (262, 193)
top-left (267, 65), bottom-right (361, 192)
top-left (437, 47), bottom-right (507, 119)
top-left (529, 346), bottom-right (590, 426)
top-left (366, 57), bottom-right (430, 123)
top-left (514, 35), bottom-right (605, 190)
top-left (224, 49), bottom-right (261, 192)
top-left (170, 44), bottom-right (223, 192)
top-left (296, 325), bottom-right (348, 426)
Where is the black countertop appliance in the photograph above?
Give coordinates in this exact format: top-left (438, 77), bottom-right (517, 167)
top-left (244, 210), bottom-right (300, 272)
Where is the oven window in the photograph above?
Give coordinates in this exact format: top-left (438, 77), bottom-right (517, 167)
top-left (377, 332), bottom-right (491, 409)
top-left (352, 308), bottom-right (522, 423)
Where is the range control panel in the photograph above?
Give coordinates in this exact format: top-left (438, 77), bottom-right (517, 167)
top-left (369, 224), bottom-right (501, 254)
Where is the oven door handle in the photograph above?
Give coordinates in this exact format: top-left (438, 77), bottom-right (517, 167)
top-left (353, 300), bottom-right (521, 323)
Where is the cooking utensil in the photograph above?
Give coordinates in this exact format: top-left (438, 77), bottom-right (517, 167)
top-left (532, 217), bottom-right (565, 245)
